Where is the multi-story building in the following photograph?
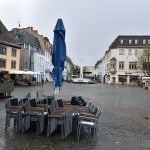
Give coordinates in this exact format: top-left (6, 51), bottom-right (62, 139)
top-left (11, 28), bottom-right (42, 81)
top-left (94, 56), bottom-right (105, 82)
top-left (11, 27), bottom-right (53, 82)
top-left (105, 35), bottom-right (148, 84)
top-left (20, 27), bottom-right (53, 82)
top-left (0, 21), bottom-right (21, 78)
top-left (63, 56), bottom-right (74, 81)
top-left (83, 66), bottom-right (95, 79)
top-left (43, 37), bottom-right (53, 82)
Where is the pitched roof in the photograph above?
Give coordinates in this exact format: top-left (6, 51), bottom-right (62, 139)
top-left (11, 28), bottom-right (41, 48)
top-left (0, 20), bottom-right (20, 48)
top-left (109, 35), bottom-right (150, 49)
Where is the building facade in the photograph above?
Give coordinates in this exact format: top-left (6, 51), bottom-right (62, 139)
top-left (43, 37), bottom-right (53, 82)
top-left (105, 35), bottom-right (148, 84)
top-left (63, 56), bottom-right (74, 81)
top-left (11, 27), bottom-right (53, 82)
top-left (0, 21), bottom-right (21, 78)
top-left (94, 56), bottom-right (105, 82)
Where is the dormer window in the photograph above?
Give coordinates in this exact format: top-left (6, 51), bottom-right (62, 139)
top-left (135, 39), bottom-right (138, 44)
top-left (129, 39), bottom-right (132, 44)
top-left (120, 39), bottom-right (124, 44)
top-left (143, 40), bottom-right (146, 44)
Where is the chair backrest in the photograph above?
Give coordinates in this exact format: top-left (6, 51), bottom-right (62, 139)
top-left (42, 98), bottom-right (47, 104)
top-left (22, 98), bottom-right (28, 104)
top-left (87, 102), bottom-right (92, 109)
top-left (78, 96), bottom-right (87, 106)
top-left (51, 100), bottom-right (58, 108)
top-left (29, 98), bottom-right (37, 107)
top-left (9, 98), bottom-right (19, 106)
top-left (95, 108), bottom-right (102, 118)
top-left (5, 99), bottom-right (10, 109)
top-left (93, 106), bottom-right (99, 115)
top-left (89, 103), bottom-right (95, 113)
top-left (57, 99), bottom-right (64, 107)
top-left (49, 100), bottom-right (58, 113)
top-left (46, 96), bottom-right (53, 105)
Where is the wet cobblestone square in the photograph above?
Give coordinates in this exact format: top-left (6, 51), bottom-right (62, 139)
top-left (0, 83), bottom-right (150, 150)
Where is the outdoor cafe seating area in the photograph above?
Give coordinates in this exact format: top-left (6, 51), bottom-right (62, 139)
top-left (5, 95), bottom-right (102, 142)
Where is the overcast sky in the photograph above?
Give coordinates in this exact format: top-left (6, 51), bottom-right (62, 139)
top-left (0, 0), bottom-right (150, 66)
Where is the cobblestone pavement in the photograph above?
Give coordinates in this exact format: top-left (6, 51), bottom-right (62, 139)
top-left (0, 82), bottom-right (150, 150)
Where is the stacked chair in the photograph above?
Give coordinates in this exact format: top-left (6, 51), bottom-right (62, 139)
top-left (23, 98), bottom-right (49, 135)
top-left (70, 96), bottom-right (102, 142)
top-left (47, 99), bottom-right (77, 139)
top-left (71, 96), bottom-right (87, 106)
top-left (76, 101), bottom-right (102, 142)
top-left (5, 95), bottom-right (53, 135)
top-left (5, 95), bottom-right (102, 142)
top-left (5, 98), bottom-right (23, 132)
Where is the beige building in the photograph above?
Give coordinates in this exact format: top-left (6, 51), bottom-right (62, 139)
top-left (0, 21), bottom-right (21, 76)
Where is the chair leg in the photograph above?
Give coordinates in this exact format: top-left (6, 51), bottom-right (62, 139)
top-left (36, 121), bottom-right (40, 135)
top-left (93, 127), bottom-right (97, 142)
top-left (77, 125), bottom-right (81, 142)
top-left (47, 121), bottom-right (50, 137)
top-left (14, 119), bottom-right (16, 128)
top-left (5, 113), bottom-right (8, 131)
top-left (5, 112), bottom-right (11, 132)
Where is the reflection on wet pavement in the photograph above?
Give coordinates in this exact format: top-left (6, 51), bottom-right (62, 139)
top-left (0, 83), bottom-right (150, 150)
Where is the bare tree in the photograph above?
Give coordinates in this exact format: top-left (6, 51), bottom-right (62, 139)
top-left (138, 47), bottom-right (150, 76)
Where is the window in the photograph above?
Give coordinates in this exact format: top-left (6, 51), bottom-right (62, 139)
top-left (129, 39), bottom-right (132, 44)
top-left (143, 49), bottom-right (150, 56)
top-left (119, 49), bottom-right (125, 55)
top-left (119, 61), bottom-right (124, 70)
top-left (134, 49), bottom-right (138, 56)
top-left (0, 46), bottom-right (7, 55)
top-left (11, 60), bottom-right (16, 69)
top-left (128, 49), bottom-right (132, 55)
top-left (110, 63), bottom-right (115, 69)
top-left (0, 58), bottom-right (6, 68)
top-left (143, 40), bottom-right (146, 44)
top-left (129, 62), bottom-right (137, 70)
top-left (135, 39), bottom-right (138, 44)
top-left (118, 75), bottom-right (127, 82)
top-left (148, 40), bottom-right (150, 44)
top-left (20, 44), bottom-right (24, 48)
top-left (25, 44), bottom-right (29, 49)
top-left (120, 39), bottom-right (124, 44)
top-left (11, 48), bottom-right (17, 57)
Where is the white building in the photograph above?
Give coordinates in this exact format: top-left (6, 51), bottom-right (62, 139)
top-left (94, 56), bottom-right (105, 82)
top-left (43, 37), bottom-right (53, 82)
top-left (63, 56), bottom-right (74, 81)
top-left (12, 27), bottom-right (53, 82)
top-left (33, 51), bottom-right (45, 82)
top-left (105, 35), bottom-right (147, 85)
top-left (83, 66), bottom-right (95, 79)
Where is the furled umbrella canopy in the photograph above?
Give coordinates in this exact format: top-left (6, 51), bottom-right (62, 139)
top-left (52, 19), bottom-right (66, 89)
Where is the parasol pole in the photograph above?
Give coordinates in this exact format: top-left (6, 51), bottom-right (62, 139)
top-left (54, 87), bottom-right (59, 100)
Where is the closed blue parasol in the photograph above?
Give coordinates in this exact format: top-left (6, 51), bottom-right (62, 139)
top-left (52, 19), bottom-right (66, 90)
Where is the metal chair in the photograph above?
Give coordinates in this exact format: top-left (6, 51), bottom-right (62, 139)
top-left (23, 98), bottom-right (46, 135)
top-left (77, 107), bottom-right (102, 142)
top-left (5, 98), bottom-right (23, 132)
